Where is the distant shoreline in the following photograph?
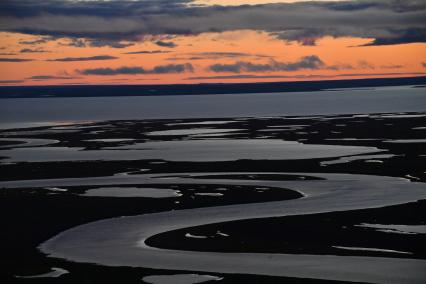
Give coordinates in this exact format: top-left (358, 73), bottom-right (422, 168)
top-left (0, 76), bottom-right (425, 99)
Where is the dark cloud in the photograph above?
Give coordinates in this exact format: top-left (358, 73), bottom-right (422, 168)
top-left (78, 63), bottom-right (194, 75)
top-left (168, 52), bottom-right (272, 61)
top-left (0, 58), bottom-right (33, 62)
top-left (79, 67), bottom-right (146, 76)
top-left (0, 80), bottom-right (25, 84)
top-left (20, 48), bottom-right (48, 53)
top-left (28, 75), bottom-right (77, 80)
top-left (326, 63), bottom-right (355, 71)
top-left (422, 62), bottom-right (426, 68)
top-left (360, 28), bottom-right (426, 46)
top-left (208, 57), bottom-right (377, 73)
top-left (47, 55), bottom-right (118, 62)
top-left (194, 52), bottom-right (257, 58)
top-left (88, 39), bottom-right (134, 49)
top-left (272, 29), bottom-right (323, 46)
top-left (357, 60), bottom-right (375, 69)
top-left (209, 56), bottom-right (325, 73)
top-left (61, 38), bottom-right (86, 48)
top-left (60, 38), bottom-right (134, 49)
top-left (155, 41), bottom-right (177, 48)
top-left (152, 63), bottom-right (193, 73)
top-left (381, 64), bottom-right (404, 69)
top-left (123, 50), bottom-right (171, 55)
top-left (325, 60), bottom-right (375, 70)
top-left (19, 36), bottom-right (55, 45)
top-left (1, 0), bottom-right (424, 46)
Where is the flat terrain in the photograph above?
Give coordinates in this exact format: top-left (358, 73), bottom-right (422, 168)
top-left (1, 112), bottom-right (425, 283)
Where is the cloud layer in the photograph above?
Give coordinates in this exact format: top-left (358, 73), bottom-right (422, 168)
top-left (0, 58), bottom-right (33, 62)
top-left (78, 63), bottom-right (194, 75)
top-left (28, 75), bottom-right (77, 80)
top-left (123, 50), bottom-right (171, 55)
top-left (0, 0), bottom-right (425, 46)
top-left (47, 55), bottom-right (117, 62)
top-left (209, 56), bottom-right (326, 73)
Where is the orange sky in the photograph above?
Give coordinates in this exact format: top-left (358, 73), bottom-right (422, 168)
top-left (1, 0), bottom-right (425, 86)
top-left (0, 29), bottom-right (425, 86)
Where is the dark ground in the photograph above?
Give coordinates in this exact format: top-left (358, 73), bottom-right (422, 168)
top-left (0, 76), bottom-right (425, 98)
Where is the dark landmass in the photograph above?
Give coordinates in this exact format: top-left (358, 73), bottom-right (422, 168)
top-left (0, 76), bottom-right (425, 98)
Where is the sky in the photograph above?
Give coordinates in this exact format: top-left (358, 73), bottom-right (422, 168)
top-left (0, 0), bottom-right (425, 86)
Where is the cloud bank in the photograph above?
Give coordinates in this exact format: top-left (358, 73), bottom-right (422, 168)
top-left (20, 48), bottom-right (48, 53)
top-left (47, 55), bottom-right (118, 62)
top-left (0, 57), bottom-right (33, 62)
top-left (28, 75), bottom-right (77, 80)
top-left (123, 50), bottom-right (171, 55)
top-left (209, 56), bottom-right (326, 73)
top-left (0, 0), bottom-right (425, 46)
top-left (155, 41), bottom-right (177, 48)
top-left (78, 63), bottom-right (194, 75)
top-left (168, 52), bottom-right (272, 61)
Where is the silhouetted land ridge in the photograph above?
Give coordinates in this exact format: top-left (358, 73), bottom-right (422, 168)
top-left (1, 76), bottom-right (425, 98)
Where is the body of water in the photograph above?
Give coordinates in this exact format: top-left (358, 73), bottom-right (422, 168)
top-left (0, 86), bottom-right (425, 129)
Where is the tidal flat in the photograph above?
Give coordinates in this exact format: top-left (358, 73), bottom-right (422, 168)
top-left (1, 112), bottom-right (425, 283)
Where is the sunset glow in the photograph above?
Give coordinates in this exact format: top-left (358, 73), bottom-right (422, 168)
top-left (0, 0), bottom-right (425, 86)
